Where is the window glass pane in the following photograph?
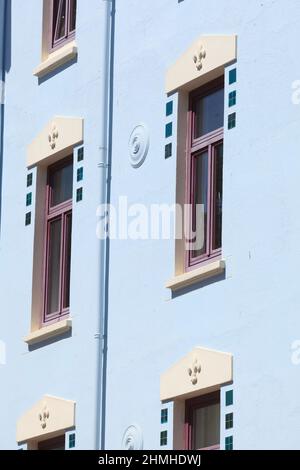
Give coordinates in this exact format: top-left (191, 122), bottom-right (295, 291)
top-left (212, 144), bottom-right (223, 250)
top-left (50, 161), bottom-right (73, 207)
top-left (54, 0), bottom-right (67, 42)
top-left (193, 151), bottom-right (208, 258)
top-left (63, 213), bottom-right (72, 309)
top-left (69, 0), bottom-right (77, 32)
top-left (194, 87), bottom-right (224, 138)
top-left (193, 404), bottom-right (220, 449)
top-left (47, 219), bottom-right (62, 315)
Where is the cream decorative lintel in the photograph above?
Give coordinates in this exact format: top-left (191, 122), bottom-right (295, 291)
top-left (166, 260), bottom-right (225, 291)
top-left (160, 347), bottom-right (233, 401)
top-left (17, 395), bottom-right (75, 444)
top-left (27, 116), bottom-right (84, 167)
top-left (166, 35), bottom-right (237, 93)
top-left (33, 41), bottom-right (78, 78)
top-left (24, 319), bottom-right (72, 346)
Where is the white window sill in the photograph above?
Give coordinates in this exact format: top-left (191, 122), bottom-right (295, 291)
top-left (33, 42), bottom-right (77, 78)
top-left (166, 260), bottom-right (225, 292)
top-left (24, 319), bottom-right (72, 346)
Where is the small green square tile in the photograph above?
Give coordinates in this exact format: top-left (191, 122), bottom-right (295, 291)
top-left (69, 433), bottom-right (76, 449)
top-left (228, 91), bottom-right (236, 107)
top-left (165, 143), bottom-right (172, 159)
top-left (165, 122), bottom-right (173, 139)
top-left (160, 430), bottom-right (168, 446)
top-left (229, 68), bottom-right (237, 85)
top-left (25, 212), bottom-right (31, 226)
top-left (77, 167), bottom-right (83, 182)
top-left (225, 436), bottom-right (233, 450)
top-left (228, 113), bottom-right (236, 130)
top-left (76, 187), bottom-right (83, 202)
top-left (166, 101), bottom-right (173, 117)
top-left (225, 412), bottom-right (233, 430)
top-left (26, 193), bottom-right (32, 207)
top-left (27, 173), bottom-right (33, 187)
top-left (226, 390), bottom-right (233, 406)
top-left (77, 147), bottom-right (84, 162)
top-left (161, 408), bottom-right (168, 424)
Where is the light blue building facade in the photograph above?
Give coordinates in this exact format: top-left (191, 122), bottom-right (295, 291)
top-left (1, 0), bottom-right (300, 450)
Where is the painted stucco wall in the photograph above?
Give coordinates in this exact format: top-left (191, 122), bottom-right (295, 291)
top-left (0, 0), bottom-right (108, 450)
top-left (105, 0), bottom-right (300, 450)
top-left (1, 0), bottom-right (300, 451)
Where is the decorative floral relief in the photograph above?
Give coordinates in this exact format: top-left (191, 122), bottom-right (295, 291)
top-left (38, 404), bottom-right (50, 430)
top-left (48, 123), bottom-right (59, 150)
top-left (193, 45), bottom-right (206, 71)
top-left (128, 124), bottom-right (150, 168)
top-left (188, 358), bottom-right (201, 385)
top-left (122, 424), bottom-right (143, 450)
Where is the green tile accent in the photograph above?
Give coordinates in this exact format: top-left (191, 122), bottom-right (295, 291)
top-left (76, 187), bottom-right (83, 202)
top-left (166, 101), bottom-right (173, 117)
top-left (27, 173), bottom-right (33, 187)
top-left (225, 412), bottom-right (233, 430)
top-left (165, 122), bottom-right (173, 139)
top-left (229, 68), bottom-right (237, 85)
top-left (228, 90), bottom-right (236, 107)
top-left (165, 143), bottom-right (172, 159)
top-left (25, 212), bottom-right (31, 226)
top-left (26, 193), bottom-right (32, 207)
top-left (161, 408), bottom-right (168, 424)
top-left (160, 430), bottom-right (168, 446)
top-left (226, 390), bottom-right (233, 406)
top-left (77, 147), bottom-right (84, 162)
top-left (225, 436), bottom-right (233, 450)
top-left (69, 433), bottom-right (76, 449)
top-left (228, 113), bottom-right (236, 130)
top-left (77, 167), bottom-right (83, 182)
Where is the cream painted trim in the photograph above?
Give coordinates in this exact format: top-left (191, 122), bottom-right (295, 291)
top-left (160, 347), bottom-right (233, 402)
top-left (33, 41), bottom-right (77, 78)
top-left (24, 319), bottom-right (72, 346)
top-left (27, 116), bottom-right (83, 167)
top-left (17, 395), bottom-right (75, 444)
top-left (166, 35), bottom-right (237, 93)
top-left (166, 260), bottom-right (225, 291)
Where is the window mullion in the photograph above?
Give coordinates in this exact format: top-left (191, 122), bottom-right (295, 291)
top-left (207, 144), bottom-right (213, 257)
top-left (58, 213), bottom-right (65, 316)
top-left (66, 0), bottom-right (71, 36)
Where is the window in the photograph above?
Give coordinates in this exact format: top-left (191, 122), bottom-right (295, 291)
top-left (43, 157), bottom-right (73, 324)
top-left (186, 77), bottom-right (224, 270)
top-left (185, 391), bottom-right (220, 450)
top-left (38, 435), bottom-right (65, 450)
top-left (51, 0), bottom-right (77, 51)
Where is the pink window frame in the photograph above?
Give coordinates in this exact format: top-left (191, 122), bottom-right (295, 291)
top-left (184, 391), bottom-right (220, 451)
top-left (42, 157), bottom-right (73, 325)
top-left (49, 0), bottom-right (76, 52)
top-left (185, 77), bottom-right (224, 272)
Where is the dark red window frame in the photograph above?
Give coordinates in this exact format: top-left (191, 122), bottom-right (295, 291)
top-left (43, 157), bottom-right (73, 325)
top-left (186, 77), bottom-right (224, 271)
top-left (185, 391), bottom-right (220, 451)
top-left (50, 0), bottom-right (77, 52)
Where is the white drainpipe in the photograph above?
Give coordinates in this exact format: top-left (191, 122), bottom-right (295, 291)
top-left (95, 0), bottom-right (115, 450)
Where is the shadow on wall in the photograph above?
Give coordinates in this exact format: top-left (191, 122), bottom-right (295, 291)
top-left (0, 0), bottom-right (11, 232)
top-left (5, 0), bottom-right (11, 73)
